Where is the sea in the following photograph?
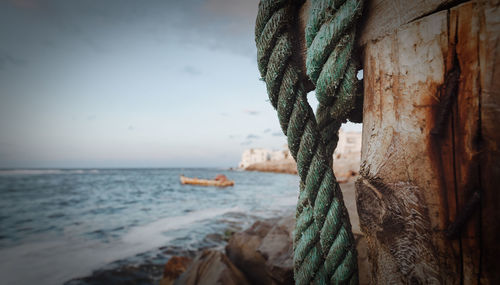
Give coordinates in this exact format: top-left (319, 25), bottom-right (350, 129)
top-left (0, 168), bottom-right (300, 285)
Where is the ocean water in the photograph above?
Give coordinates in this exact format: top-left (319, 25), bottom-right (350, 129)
top-left (0, 168), bottom-right (299, 285)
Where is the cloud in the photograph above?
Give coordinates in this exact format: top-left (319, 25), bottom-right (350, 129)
top-left (240, 140), bottom-right (252, 145)
top-left (228, 134), bottom-right (239, 139)
top-left (263, 128), bottom-right (271, 133)
top-left (272, 132), bottom-right (284, 137)
top-left (128, 125), bottom-right (134, 131)
top-left (220, 112), bottom-right (229, 117)
top-left (246, 134), bottom-right (260, 140)
top-left (182, 65), bottom-right (202, 76)
top-left (244, 110), bottom-right (260, 116)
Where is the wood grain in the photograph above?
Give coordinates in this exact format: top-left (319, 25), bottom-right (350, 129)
top-left (295, 1), bottom-right (499, 283)
top-left (478, 1), bottom-right (500, 283)
top-left (357, 0), bottom-right (459, 45)
top-left (355, 1), bottom-right (500, 283)
top-left (357, 10), bottom-right (455, 284)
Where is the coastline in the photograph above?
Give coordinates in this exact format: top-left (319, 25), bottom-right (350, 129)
top-left (243, 159), bottom-right (298, 175)
top-left (65, 179), bottom-right (366, 284)
top-left (242, 159), bottom-right (360, 183)
top-left (162, 179), bottom-right (368, 284)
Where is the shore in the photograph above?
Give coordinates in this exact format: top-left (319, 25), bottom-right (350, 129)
top-left (244, 159), bottom-right (298, 175)
top-left (65, 179), bottom-right (366, 284)
top-left (243, 159), bottom-right (359, 183)
top-left (162, 179), bottom-right (368, 284)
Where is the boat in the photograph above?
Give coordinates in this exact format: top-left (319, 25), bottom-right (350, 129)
top-left (179, 175), bottom-right (234, 187)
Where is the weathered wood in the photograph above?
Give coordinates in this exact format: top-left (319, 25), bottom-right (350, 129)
top-left (298, 0), bottom-right (459, 46)
top-left (355, 1), bottom-right (500, 284)
top-left (358, 0), bottom-right (459, 45)
top-left (478, 1), bottom-right (500, 284)
top-left (357, 10), bottom-right (453, 284)
top-left (295, 0), bottom-right (499, 283)
top-left (452, 3), bottom-right (481, 284)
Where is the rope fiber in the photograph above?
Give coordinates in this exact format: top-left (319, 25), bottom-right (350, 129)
top-left (255, 0), bottom-right (363, 283)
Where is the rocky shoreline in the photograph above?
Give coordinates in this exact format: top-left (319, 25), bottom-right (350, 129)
top-left (165, 214), bottom-right (295, 285)
top-left (159, 180), bottom-right (368, 285)
top-left (161, 213), bottom-right (368, 284)
top-left (66, 180), bottom-right (366, 285)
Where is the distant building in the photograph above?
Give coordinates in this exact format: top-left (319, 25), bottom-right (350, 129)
top-left (239, 145), bottom-right (292, 169)
top-left (332, 128), bottom-right (362, 180)
top-left (270, 144), bottom-right (291, 161)
top-left (334, 128), bottom-right (362, 159)
top-left (239, 130), bottom-right (362, 179)
top-left (239, 148), bottom-right (271, 169)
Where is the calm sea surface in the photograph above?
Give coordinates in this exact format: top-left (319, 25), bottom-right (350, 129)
top-left (0, 168), bottom-right (299, 285)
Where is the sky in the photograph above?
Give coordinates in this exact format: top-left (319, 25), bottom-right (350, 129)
top-left (0, 0), bottom-right (361, 168)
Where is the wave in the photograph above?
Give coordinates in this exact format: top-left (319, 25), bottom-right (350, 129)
top-left (0, 207), bottom-right (240, 285)
top-left (122, 206), bottom-right (240, 253)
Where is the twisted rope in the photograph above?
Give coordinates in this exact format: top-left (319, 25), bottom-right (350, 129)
top-left (256, 0), bottom-right (363, 284)
top-left (306, 0), bottom-right (364, 162)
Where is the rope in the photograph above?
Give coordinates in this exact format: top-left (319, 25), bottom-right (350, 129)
top-left (255, 0), bottom-right (363, 284)
top-left (306, 0), bottom-right (364, 162)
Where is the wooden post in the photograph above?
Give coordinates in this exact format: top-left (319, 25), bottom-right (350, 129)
top-left (354, 0), bottom-right (500, 284)
top-left (296, 0), bottom-right (498, 283)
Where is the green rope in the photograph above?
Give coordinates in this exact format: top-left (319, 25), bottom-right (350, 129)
top-left (255, 0), bottom-right (363, 284)
top-left (306, 0), bottom-right (364, 162)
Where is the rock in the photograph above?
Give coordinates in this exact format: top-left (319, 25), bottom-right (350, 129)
top-left (225, 215), bottom-right (295, 285)
top-left (174, 250), bottom-right (250, 285)
top-left (225, 183), bottom-right (367, 284)
top-left (64, 263), bottom-right (164, 285)
top-left (256, 215), bottom-right (295, 284)
top-left (160, 256), bottom-right (192, 285)
top-left (225, 220), bottom-right (274, 284)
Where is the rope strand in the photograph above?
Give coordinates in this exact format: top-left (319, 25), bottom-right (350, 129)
top-left (255, 0), bottom-right (363, 283)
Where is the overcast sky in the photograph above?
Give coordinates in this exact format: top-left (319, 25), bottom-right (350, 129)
top-left (0, 0), bottom-right (361, 168)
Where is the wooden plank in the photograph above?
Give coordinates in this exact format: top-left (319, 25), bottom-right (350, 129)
top-left (355, 1), bottom-right (499, 283)
top-left (449, 3), bottom-right (482, 284)
top-left (478, 1), bottom-right (500, 283)
top-left (428, 6), bottom-right (462, 280)
top-left (358, 0), bottom-right (457, 45)
top-left (356, 10), bottom-right (459, 284)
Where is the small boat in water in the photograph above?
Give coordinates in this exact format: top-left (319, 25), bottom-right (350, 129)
top-left (179, 174), bottom-right (234, 187)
